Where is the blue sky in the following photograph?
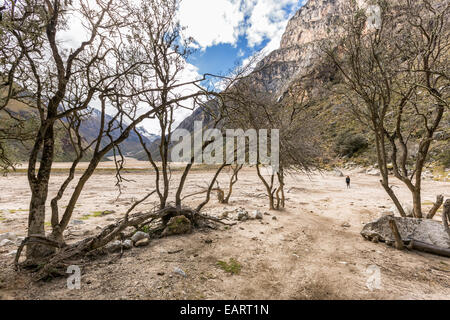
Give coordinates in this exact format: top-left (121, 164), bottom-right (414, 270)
top-left (187, 36), bottom-right (269, 77)
top-left (180, 0), bottom-right (306, 77)
top-left (58, 0), bottom-right (307, 133)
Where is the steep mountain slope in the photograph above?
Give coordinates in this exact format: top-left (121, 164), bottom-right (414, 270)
top-left (0, 98), bottom-right (158, 163)
top-left (77, 108), bottom-right (159, 158)
top-left (175, 0), bottom-right (449, 168)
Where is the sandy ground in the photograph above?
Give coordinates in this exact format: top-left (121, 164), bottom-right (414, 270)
top-left (0, 163), bottom-right (449, 300)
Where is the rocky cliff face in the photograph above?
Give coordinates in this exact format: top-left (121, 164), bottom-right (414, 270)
top-left (252, 0), bottom-right (346, 95)
top-left (177, 0), bottom-right (347, 130)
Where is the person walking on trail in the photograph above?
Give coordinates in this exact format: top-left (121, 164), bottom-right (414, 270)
top-left (346, 176), bottom-right (351, 189)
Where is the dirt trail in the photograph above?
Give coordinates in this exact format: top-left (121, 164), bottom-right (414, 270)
top-left (0, 165), bottom-right (449, 300)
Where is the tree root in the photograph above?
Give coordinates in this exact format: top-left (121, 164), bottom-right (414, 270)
top-left (15, 206), bottom-right (226, 281)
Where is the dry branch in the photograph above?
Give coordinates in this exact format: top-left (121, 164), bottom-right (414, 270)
top-left (388, 217), bottom-right (405, 250)
top-left (427, 195), bottom-right (444, 219)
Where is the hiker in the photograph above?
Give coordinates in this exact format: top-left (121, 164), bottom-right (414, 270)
top-left (346, 176), bottom-right (351, 189)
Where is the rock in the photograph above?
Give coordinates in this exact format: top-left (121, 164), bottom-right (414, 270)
top-left (334, 169), bottom-right (344, 177)
top-left (0, 239), bottom-right (14, 247)
top-left (161, 215), bottom-right (192, 236)
top-left (122, 239), bottom-right (133, 250)
top-left (252, 210), bottom-right (263, 220)
top-left (71, 220), bottom-right (85, 225)
top-left (7, 250), bottom-right (17, 256)
top-left (105, 240), bottom-right (122, 253)
top-left (157, 272), bottom-right (165, 276)
top-left (341, 222), bottom-right (351, 228)
top-left (237, 210), bottom-right (249, 221)
top-left (366, 169), bottom-right (380, 176)
top-left (272, 216), bottom-right (277, 220)
top-left (131, 231), bottom-right (149, 244)
top-left (135, 238), bottom-right (150, 247)
top-left (174, 267), bottom-right (187, 277)
top-left (15, 237), bottom-right (25, 246)
top-left (361, 216), bottom-right (450, 248)
top-left (0, 232), bottom-right (17, 242)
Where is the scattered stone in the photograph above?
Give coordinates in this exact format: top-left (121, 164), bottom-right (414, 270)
top-left (341, 222), bottom-right (351, 228)
top-left (366, 169), bottom-right (381, 176)
top-left (0, 232), bottom-right (17, 241)
top-left (237, 210), bottom-right (249, 221)
top-left (174, 267), bottom-right (187, 277)
top-left (131, 231), bottom-right (149, 244)
top-left (157, 272), bottom-right (165, 276)
top-left (252, 210), bottom-right (263, 220)
top-left (162, 215), bottom-right (192, 236)
top-left (135, 238), bottom-right (150, 247)
top-left (15, 237), bottom-right (25, 246)
top-left (264, 212), bottom-right (270, 216)
top-left (272, 216), bottom-right (277, 220)
top-left (0, 239), bottom-right (14, 247)
top-left (361, 215), bottom-right (450, 248)
top-left (204, 239), bottom-right (213, 244)
top-left (7, 250), bottom-right (17, 256)
top-left (105, 240), bottom-right (122, 253)
top-left (122, 239), bottom-right (133, 250)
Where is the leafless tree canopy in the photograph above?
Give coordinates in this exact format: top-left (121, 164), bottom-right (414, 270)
top-left (325, 0), bottom-right (449, 218)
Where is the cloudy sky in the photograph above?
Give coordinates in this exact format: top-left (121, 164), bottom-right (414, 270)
top-left (59, 0), bottom-right (307, 134)
top-left (180, 0), bottom-right (305, 76)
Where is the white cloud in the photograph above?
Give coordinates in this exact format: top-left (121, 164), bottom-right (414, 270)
top-left (178, 0), bottom-right (244, 49)
top-left (178, 0), bottom-right (301, 51)
top-left (244, 0), bottom-right (301, 51)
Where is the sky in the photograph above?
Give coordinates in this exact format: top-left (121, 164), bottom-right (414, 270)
top-left (58, 0), bottom-right (307, 134)
top-left (179, 0), bottom-right (305, 77)
top-left (139, 0), bottom-right (306, 134)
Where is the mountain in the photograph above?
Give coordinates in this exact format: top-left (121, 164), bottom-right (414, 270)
top-left (174, 0), bottom-right (449, 168)
top-left (0, 97), bottom-right (159, 163)
top-left (76, 108), bottom-right (159, 158)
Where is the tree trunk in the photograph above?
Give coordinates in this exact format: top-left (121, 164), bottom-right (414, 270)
top-left (427, 195), bottom-right (444, 219)
top-left (409, 240), bottom-right (450, 258)
top-left (27, 124), bottom-right (55, 261)
top-left (412, 188), bottom-right (423, 218)
top-left (443, 199), bottom-right (450, 236)
top-left (388, 217), bottom-right (404, 250)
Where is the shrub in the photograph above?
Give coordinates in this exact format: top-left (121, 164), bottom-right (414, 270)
top-left (334, 131), bottom-right (368, 157)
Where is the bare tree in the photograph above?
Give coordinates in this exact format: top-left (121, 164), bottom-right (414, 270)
top-left (223, 78), bottom-right (319, 210)
top-left (2, 0), bottom-right (213, 266)
top-left (325, 0), bottom-right (449, 219)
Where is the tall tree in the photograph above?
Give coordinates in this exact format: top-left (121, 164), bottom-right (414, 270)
top-left (325, 0), bottom-right (449, 218)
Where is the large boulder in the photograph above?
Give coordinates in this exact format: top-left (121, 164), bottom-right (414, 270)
top-left (366, 169), bottom-right (381, 176)
top-left (361, 215), bottom-right (450, 248)
top-left (334, 169), bottom-right (344, 177)
top-left (162, 215), bottom-right (192, 236)
top-left (131, 231), bottom-right (149, 244)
